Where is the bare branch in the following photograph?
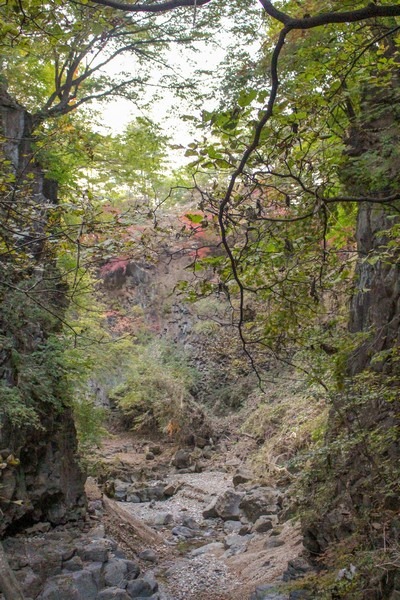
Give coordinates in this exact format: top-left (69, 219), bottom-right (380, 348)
top-left (89, 0), bottom-right (211, 13)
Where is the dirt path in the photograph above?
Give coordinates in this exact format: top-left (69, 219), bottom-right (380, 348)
top-left (92, 432), bottom-right (305, 600)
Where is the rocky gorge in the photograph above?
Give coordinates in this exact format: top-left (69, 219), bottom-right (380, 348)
top-left (0, 427), bottom-right (314, 600)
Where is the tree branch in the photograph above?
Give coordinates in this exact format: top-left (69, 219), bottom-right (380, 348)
top-left (260, 1), bottom-right (400, 29)
top-left (89, 0), bottom-right (211, 13)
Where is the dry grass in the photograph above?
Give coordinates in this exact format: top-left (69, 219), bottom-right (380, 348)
top-left (241, 373), bottom-right (328, 485)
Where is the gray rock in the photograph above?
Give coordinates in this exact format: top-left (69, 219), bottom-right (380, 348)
top-left (114, 481), bottom-right (130, 501)
top-left (152, 512), bottom-right (173, 526)
top-left (163, 482), bottom-right (181, 497)
top-left (138, 549), bottom-right (158, 563)
top-left (85, 562), bottom-right (103, 587)
top-left (63, 556), bottom-right (84, 572)
top-left (252, 515), bottom-right (276, 533)
top-left (249, 583), bottom-right (289, 599)
top-left (283, 557), bottom-right (313, 581)
top-left (17, 566), bottom-right (42, 599)
top-left (215, 490), bottom-right (243, 521)
top-left (142, 572), bottom-right (158, 592)
top-left (126, 493), bottom-right (141, 503)
top-left (145, 452), bottom-right (155, 461)
top-left (182, 516), bottom-right (198, 530)
top-left (25, 522), bottom-right (51, 535)
top-left (190, 542), bottom-right (224, 557)
top-left (39, 570), bottom-right (98, 600)
top-left (124, 559), bottom-right (140, 580)
top-left (104, 558), bottom-right (128, 587)
top-left (202, 498), bottom-right (218, 519)
top-left (239, 487), bottom-right (282, 522)
top-left (171, 526), bottom-right (196, 538)
top-left (172, 449), bottom-right (192, 469)
top-left (126, 579), bottom-right (154, 597)
top-left (224, 533), bottom-right (253, 555)
top-left (232, 469), bottom-right (253, 486)
top-left (97, 588), bottom-right (130, 600)
top-left (264, 538), bottom-right (285, 548)
top-left (78, 539), bottom-right (114, 563)
top-left (223, 520), bottom-right (242, 534)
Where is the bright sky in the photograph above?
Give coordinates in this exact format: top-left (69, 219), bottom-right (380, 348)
top-left (93, 38), bottom-right (227, 141)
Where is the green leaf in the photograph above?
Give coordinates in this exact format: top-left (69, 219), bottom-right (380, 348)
top-left (237, 89), bottom-right (257, 108)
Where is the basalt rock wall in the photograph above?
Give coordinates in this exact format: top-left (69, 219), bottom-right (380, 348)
top-left (0, 86), bottom-right (86, 536)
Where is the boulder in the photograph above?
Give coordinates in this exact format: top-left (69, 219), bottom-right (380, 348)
top-left (104, 558), bottom-right (128, 587)
top-left (152, 512), bottom-right (173, 526)
top-left (252, 515), bottom-right (278, 533)
top-left (214, 490), bottom-right (243, 521)
top-left (190, 542), bottom-right (224, 557)
top-left (39, 570), bottom-right (98, 600)
top-left (171, 526), bottom-right (196, 538)
top-left (249, 584), bottom-right (289, 599)
top-left (172, 449), bottom-right (192, 469)
top-left (232, 469), bottom-right (253, 486)
top-left (239, 487), bottom-right (281, 522)
top-left (223, 533), bottom-right (253, 556)
top-left (283, 557), bottom-right (313, 581)
top-left (77, 539), bottom-right (115, 563)
top-left (163, 482), bottom-right (182, 497)
top-left (126, 578), bottom-right (154, 597)
top-left (138, 549), bottom-right (158, 563)
top-left (202, 498), bottom-right (218, 519)
top-left (182, 516), bottom-right (198, 530)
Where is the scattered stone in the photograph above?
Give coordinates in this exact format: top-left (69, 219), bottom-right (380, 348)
top-left (146, 452), bottom-right (155, 461)
top-left (172, 450), bottom-right (192, 469)
top-left (190, 542), bottom-right (224, 557)
top-left (240, 487), bottom-right (282, 522)
top-left (264, 538), bottom-right (285, 548)
top-left (78, 539), bottom-right (115, 563)
top-left (249, 583), bottom-right (289, 599)
top-left (252, 515), bottom-right (278, 533)
top-left (63, 556), bottom-right (84, 572)
top-left (163, 482), bottom-right (182, 497)
top-left (97, 588), bottom-right (130, 600)
top-left (104, 558), bottom-right (128, 587)
top-left (85, 562), bottom-right (103, 587)
top-left (182, 516), bottom-right (198, 530)
top-left (232, 469), bottom-right (253, 487)
top-left (223, 520), bottom-right (242, 534)
top-left (25, 522), bottom-right (52, 535)
top-left (283, 557), bottom-right (314, 581)
top-left (142, 572), bottom-right (159, 592)
top-left (223, 533), bottom-right (253, 556)
top-left (171, 526), bottom-right (196, 539)
top-left (203, 498), bottom-right (218, 519)
top-left (16, 566), bottom-right (42, 599)
top-left (126, 493), bottom-right (141, 503)
top-left (39, 570), bottom-right (98, 600)
top-left (152, 512), bottom-right (174, 526)
top-left (214, 490), bottom-right (243, 521)
top-left (195, 437), bottom-right (208, 448)
top-left (126, 578), bottom-right (154, 597)
top-left (139, 549), bottom-right (158, 563)
top-left (148, 445), bottom-right (162, 456)
top-left (124, 560), bottom-right (140, 580)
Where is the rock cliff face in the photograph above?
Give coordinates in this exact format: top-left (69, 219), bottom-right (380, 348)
top-left (302, 78), bottom-right (400, 564)
top-left (0, 86), bottom-right (86, 535)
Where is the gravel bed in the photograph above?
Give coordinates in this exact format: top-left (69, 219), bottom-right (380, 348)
top-left (122, 470), bottom-right (231, 526)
